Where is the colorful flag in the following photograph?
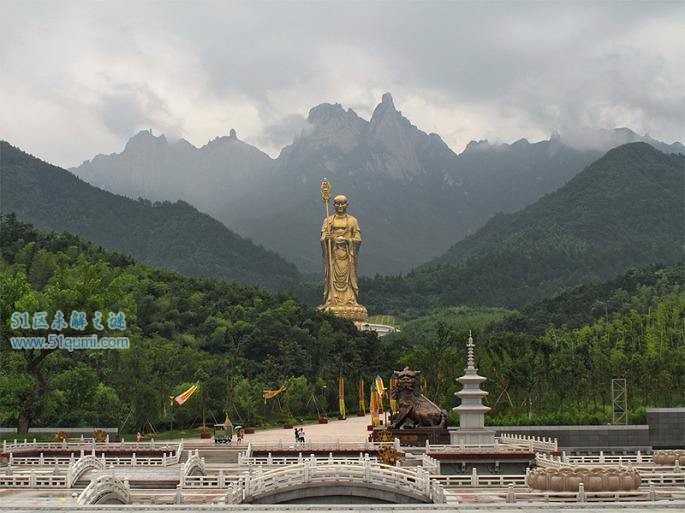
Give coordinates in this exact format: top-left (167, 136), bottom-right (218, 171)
top-left (338, 376), bottom-right (346, 418)
top-left (389, 374), bottom-right (398, 414)
top-left (370, 386), bottom-right (381, 427)
top-left (262, 385), bottom-right (287, 402)
top-left (174, 383), bottom-right (198, 405)
top-left (374, 375), bottom-right (385, 398)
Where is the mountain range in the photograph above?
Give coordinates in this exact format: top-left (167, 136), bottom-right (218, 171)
top-left (0, 142), bottom-right (300, 291)
top-left (72, 93), bottom-right (685, 275)
top-left (362, 142), bottom-right (684, 314)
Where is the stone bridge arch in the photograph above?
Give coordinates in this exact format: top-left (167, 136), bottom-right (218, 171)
top-left (227, 458), bottom-right (445, 505)
top-left (77, 475), bottom-right (131, 505)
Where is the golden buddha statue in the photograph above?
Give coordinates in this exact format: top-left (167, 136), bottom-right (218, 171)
top-left (319, 180), bottom-right (368, 323)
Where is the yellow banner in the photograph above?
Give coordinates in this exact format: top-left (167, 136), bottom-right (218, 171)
top-left (262, 385), bottom-right (287, 401)
top-left (174, 383), bottom-right (198, 406)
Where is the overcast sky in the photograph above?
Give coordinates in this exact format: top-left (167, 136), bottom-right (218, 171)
top-left (1, 1), bottom-right (683, 168)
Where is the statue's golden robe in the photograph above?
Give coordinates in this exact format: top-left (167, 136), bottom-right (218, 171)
top-left (320, 213), bottom-right (368, 322)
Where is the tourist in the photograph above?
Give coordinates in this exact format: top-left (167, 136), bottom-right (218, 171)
top-left (136, 432), bottom-right (142, 443)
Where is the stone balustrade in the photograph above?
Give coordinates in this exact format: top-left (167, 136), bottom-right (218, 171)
top-left (238, 452), bottom-right (378, 466)
top-left (498, 433), bottom-right (558, 452)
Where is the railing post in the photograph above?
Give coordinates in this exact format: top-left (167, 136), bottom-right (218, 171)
top-left (39, 453), bottom-right (44, 465)
top-left (29, 470), bottom-right (36, 488)
top-left (577, 482), bottom-right (586, 502)
top-left (132, 453), bottom-right (136, 466)
top-left (636, 450), bottom-right (642, 463)
top-left (218, 469), bottom-right (225, 487)
top-left (162, 453), bottom-right (167, 466)
top-left (674, 459), bottom-right (681, 472)
top-left (506, 482), bottom-right (515, 503)
top-left (599, 450), bottom-right (604, 464)
top-left (364, 457), bottom-right (371, 482)
top-left (267, 452), bottom-right (272, 465)
top-left (175, 484), bottom-right (183, 504)
top-left (649, 483), bottom-right (656, 501)
top-left (471, 467), bottom-right (478, 487)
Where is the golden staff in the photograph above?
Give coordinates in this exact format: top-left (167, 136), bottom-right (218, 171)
top-left (320, 178), bottom-right (334, 303)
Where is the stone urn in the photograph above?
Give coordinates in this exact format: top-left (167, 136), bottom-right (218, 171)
top-left (527, 466), bottom-right (640, 492)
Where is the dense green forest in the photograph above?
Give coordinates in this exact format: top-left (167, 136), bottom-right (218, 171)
top-left (0, 215), bottom-right (380, 433)
top-left (382, 263), bottom-right (684, 425)
top-left (1, 217), bottom-right (682, 433)
top-left (362, 143), bottom-right (684, 316)
top-left (0, 141), bottom-right (300, 291)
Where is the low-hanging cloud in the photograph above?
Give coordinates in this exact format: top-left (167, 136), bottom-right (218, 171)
top-left (0, 1), bottom-right (682, 167)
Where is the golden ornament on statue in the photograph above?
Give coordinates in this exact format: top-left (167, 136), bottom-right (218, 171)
top-left (318, 179), bottom-right (368, 323)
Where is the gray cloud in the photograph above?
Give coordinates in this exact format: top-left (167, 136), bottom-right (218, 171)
top-left (250, 114), bottom-right (313, 153)
top-left (0, 1), bottom-right (682, 167)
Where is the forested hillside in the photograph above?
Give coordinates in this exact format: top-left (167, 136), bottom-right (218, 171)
top-left (381, 263), bottom-right (684, 425)
top-left (1, 219), bottom-right (681, 432)
top-left (0, 141), bottom-right (300, 291)
top-left (364, 143), bottom-right (684, 315)
top-left (0, 216), bottom-right (379, 432)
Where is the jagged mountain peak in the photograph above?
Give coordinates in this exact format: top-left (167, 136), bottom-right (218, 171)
top-left (307, 102), bottom-right (359, 125)
top-left (124, 129), bottom-right (168, 152)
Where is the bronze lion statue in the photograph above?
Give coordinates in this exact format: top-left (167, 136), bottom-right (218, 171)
top-left (390, 367), bottom-right (448, 429)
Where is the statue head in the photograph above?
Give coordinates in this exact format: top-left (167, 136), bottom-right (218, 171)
top-left (393, 367), bottom-right (420, 395)
top-left (333, 195), bottom-right (348, 215)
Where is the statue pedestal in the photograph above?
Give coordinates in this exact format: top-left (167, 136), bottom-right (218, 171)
top-left (318, 303), bottom-right (368, 323)
top-left (370, 427), bottom-right (450, 446)
top-left (449, 428), bottom-right (496, 446)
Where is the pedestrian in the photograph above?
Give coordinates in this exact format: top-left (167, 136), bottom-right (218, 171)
top-left (136, 431), bottom-right (142, 443)
top-left (294, 427), bottom-right (299, 444)
top-left (298, 427), bottom-right (305, 444)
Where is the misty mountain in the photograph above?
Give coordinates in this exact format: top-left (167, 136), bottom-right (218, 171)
top-left (362, 143), bottom-right (684, 315)
top-left (72, 94), bottom-right (684, 275)
top-left (0, 141), bottom-right (300, 291)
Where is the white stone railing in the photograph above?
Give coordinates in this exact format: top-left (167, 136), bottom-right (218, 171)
top-left (9, 452), bottom-right (172, 467)
top-left (536, 452), bottom-right (572, 467)
top-left (182, 471), bottom-right (241, 488)
top-left (243, 440), bottom-right (393, 452)
top-left (225, 455), bottom-right (446, 504)
top-left (424, 442), bottom-right (532, 454)
top-left (3, 437), bottom-right (175, 453)
top-left (0, 470), bottom-right (68, 488)
top-left (419, 454), bottom-right (440, 474)
top-left (454, 485), bottom-right (685, 504)
top-left (237, 451), bottom-right (378, 466)
top-left (563, 450), bottom-right (647, 465)
top-left (498, 433), bottom-right (558, 452)
top-left (431, 468), bottom-right (528, 488)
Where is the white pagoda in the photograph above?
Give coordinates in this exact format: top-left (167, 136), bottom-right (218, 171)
top-left (451, 331), bottom-right (496, 445)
